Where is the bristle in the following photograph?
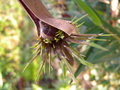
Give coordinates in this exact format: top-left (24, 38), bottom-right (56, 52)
top-left (66, 37), bottom-right (89, 45)
top-left (71, 16), bottom-right (77, 22)
top-left (30, 40), bottom-right (41, 49)
top-left (76, 22), bottom-right (85, 28)
top-left (35, 50), bottom-right (47, 81)
top-left (48, 49), bottom-right (52, 74)
top-left (88, 38), bottom-right (108, 41)
top-left (71, 34), bottom-right (99, 37)
top-left (72, 14), bottom-right (87, 24)
top-left (32, 43), bottom-right (42, 54)
top-left (62, 57), bottom-right (79, 84)
top-left (23, 50), bottom-right (40, 72)
top-left (61, 45), bottom-right (74, 66)
top-left (69, 47), bottom-right (93, 67)
top-left (36, 58), bottom-right (46, 81)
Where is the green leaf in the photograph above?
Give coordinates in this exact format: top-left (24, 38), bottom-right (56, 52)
top-left (74, 65), bottom-right (85, 77)
top-left (74, 0), bottom-right (102, 26)
top-left (89, 42), bottom-right (108, 51)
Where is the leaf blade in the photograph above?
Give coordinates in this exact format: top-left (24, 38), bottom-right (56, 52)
top-left (74, 0), bottom-right (102, 26)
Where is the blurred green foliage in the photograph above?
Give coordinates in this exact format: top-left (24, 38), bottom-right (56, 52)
top-left (0, 0), bottom-right (120, 90)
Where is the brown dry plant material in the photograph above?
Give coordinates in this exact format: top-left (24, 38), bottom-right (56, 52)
top-left (18, 0), bottom-right (104, 80)
top-left (18, 0), bottom-right (76, 36)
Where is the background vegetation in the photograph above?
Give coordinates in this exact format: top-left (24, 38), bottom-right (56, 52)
top-left (0, 0), bottom-right (120, 90)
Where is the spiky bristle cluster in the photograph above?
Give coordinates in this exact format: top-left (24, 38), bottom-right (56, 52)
top-left (24, 16), bottom-right (110, 81)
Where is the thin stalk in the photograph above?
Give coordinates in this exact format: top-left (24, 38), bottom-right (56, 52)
top-left (62, 61), bottom-right (67, 77)
top-left (23, 50), bottom-right (40, 72)
top-left (71, 33), bottom-right (114, 37)
top-left (72, 36), bottom-right (108, 41)
top-left (62, 58), bottom-right (78, 83)
top-left (48, 51), bottom-right (52, 74)
top-left (72, 14), bottom-right (87, 24)
top-left (67, 46), bottom-right (93, 67)
top-left (76, 22), bottom-right (85, 28)
top-left (62, 50), bottom-right (79, 84)
top-left (35, 47), bottom-right (46, 81)
top-left (101, 26), bottom-right (120, 40)
top-left (30, 40), bottom-right (41, 48)
top-left (88, 38), bottom-right (108, 41)
top-left (71, 16), bottom-right (77, 22)
top-left (36, 57), bottom-right (46, 81)
top-left (32, 43), bottom-right (42, 54)
top-left (66, 38), bottom-right (89, 45)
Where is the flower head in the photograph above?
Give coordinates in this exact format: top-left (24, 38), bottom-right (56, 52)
top-left (18, 0), bottom-right (106, 80)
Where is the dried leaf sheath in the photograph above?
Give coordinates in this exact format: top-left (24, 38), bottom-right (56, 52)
top-left (18, 0), bottom-right (76, 35)
top-left (18, 0), bottom-right (40, 36)
top-left (21, 0), bottom-right (52, 18)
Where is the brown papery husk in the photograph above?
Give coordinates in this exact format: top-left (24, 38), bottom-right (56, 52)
top-left (19, 0), bottom-right (76, 35)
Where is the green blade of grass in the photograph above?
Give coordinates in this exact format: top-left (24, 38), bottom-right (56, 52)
top-left (74, 0), bottom-right (102, 26)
